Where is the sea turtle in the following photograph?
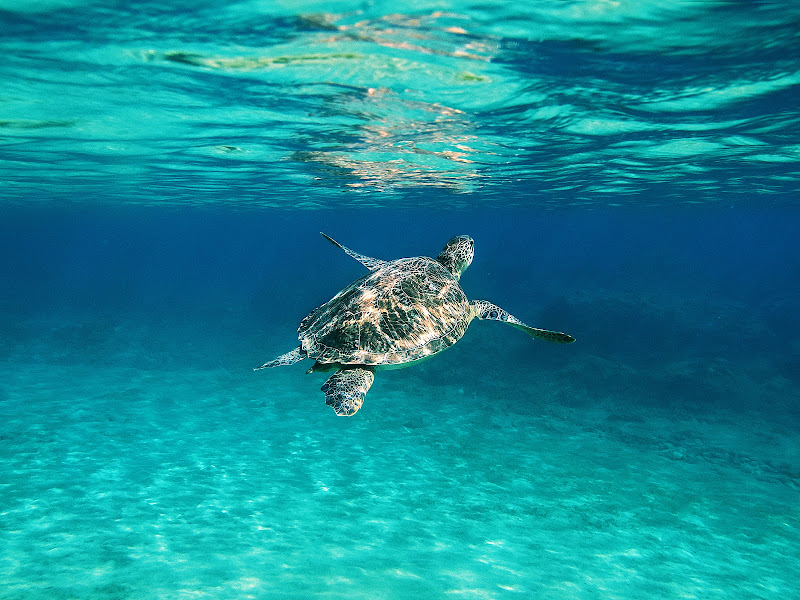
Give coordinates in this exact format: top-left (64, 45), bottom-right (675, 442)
top-left (256, 233), bottom-right (575, 416)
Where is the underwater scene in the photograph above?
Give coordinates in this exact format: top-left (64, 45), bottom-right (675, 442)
top-left (1, 0), bottom-right (799, 598)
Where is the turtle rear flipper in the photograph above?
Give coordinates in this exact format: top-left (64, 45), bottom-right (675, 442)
top-left (321, 368), bottom-right (375, 416)
top-left (254, 346), bottom-right (306, 370)
top-left (470, 300), bottom-right (575, 344)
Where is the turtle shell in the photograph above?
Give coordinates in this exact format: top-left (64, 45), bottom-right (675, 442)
top-left (298, 257), bottom-right (471, 366)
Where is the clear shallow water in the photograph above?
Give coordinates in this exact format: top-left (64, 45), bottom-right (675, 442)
top-left (1, 1), bottom-right (800, 599)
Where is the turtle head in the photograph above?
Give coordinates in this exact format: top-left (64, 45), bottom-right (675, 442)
top-left (436, 235), bottom-right (474, 279)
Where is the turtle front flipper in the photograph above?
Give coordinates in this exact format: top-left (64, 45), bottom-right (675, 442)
top-left (321, 368), bottom-right (375, 416)
top-left (320, 232), bottom-right (388, 271)
top-left (254, 346), bottom-right (306, 370)
top-left (470, 300), bottom-right (575, 344)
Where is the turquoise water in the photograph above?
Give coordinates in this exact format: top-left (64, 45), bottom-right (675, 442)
top-left (1, 1), bottom-right (799, 598)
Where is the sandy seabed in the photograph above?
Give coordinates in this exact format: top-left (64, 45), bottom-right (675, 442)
top-left (1, 318), bottom-right (798, 600)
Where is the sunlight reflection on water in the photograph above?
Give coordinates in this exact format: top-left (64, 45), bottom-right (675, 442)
top-left (0, 0), bottom-right (798, 206)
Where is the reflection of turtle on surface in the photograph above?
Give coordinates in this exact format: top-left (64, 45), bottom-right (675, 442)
top-left (256, 233), bottom-right (575, 416)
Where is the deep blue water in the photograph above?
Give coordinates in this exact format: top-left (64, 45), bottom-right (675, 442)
top-left (1, 1), bottom-right (799, 598)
